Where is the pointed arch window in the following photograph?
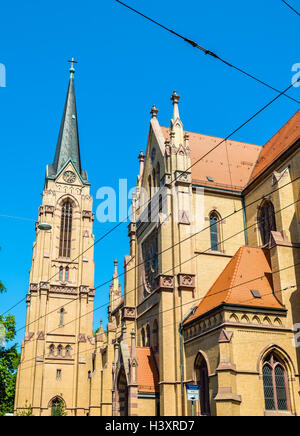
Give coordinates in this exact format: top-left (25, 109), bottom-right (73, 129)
top-left (141, 328), bottom-right (146, 347)
top-left (59, 308), bottom-right (65, 327)
top-left (59, 200), bottom-right (73, 258)
top-left (57, 344), bottom-right (63, 357)
top-left (156, 163), bottom-right (160, 188)
top-left (209, 211), bottom-right (220, 252)
top-left (146, 325), bottom-right (151, 347)
top-left (59, 266), bottom-right (64, 281)
top-left (263, 352), bottom-right (290, 411)
top-left (195, 354), bottom-right (211, 416)
top-left (258, 201), bottom-right (277, 246)
top-left (65, 267), bottom-right (69, 282)
top-left (65, 345), bottom-right (71, 358)
top-left (49, 344), bottom-right (55, 356)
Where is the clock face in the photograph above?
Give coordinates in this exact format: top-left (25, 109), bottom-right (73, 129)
top-left (63, 171), bottom-right (76, 184)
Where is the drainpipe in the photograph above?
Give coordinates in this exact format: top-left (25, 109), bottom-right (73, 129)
top-left (242, 196), bottom-right (248, 246)
top-left (179, 306), bottom-right (197, 417)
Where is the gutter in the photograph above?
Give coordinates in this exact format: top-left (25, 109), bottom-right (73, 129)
top-left (179, 306), bottom-right (198, 417)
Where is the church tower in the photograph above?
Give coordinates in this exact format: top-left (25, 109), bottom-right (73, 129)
top-left (14, 63), bottom-right (96, 416)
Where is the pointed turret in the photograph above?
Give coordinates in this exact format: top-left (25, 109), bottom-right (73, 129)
top-left (170, 91), bottom-right (184, 147)
top-left (109, 259), bottom-right (122, 314)
top-left (46, 60), bottom-right (88, 183)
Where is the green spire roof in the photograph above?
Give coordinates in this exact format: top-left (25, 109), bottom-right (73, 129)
top-left (46, 64), bottom-right (89, 183)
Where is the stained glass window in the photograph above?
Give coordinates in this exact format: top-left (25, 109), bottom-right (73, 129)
top-left (258, 201), bottom-right (277, 246)
top-left (210, 212), bottom-right (220, 252)
top-left (59, 200), bottom-right (73, 258)
top-left (263, 353), bottom-right (289, 412)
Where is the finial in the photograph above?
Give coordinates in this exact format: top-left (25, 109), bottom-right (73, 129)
top-left (113, 259), bottom-right (118, 278)
top-left (150, 105), bottom-right (159, 119)
top-left (67, 57), bottom-right (78, 77)
top-left (100, 320), bottom-right (103, 329)
top-left (138, 151), bottom-right (145, 163)
top-left (171, 91), bottom-right (180, 105)
top-left (171, 91), bottom-right (181, 123)
top-left (131, 328), bottom-right (136, 338)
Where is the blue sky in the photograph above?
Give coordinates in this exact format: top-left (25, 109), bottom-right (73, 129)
top-left (0, 0), bottom-right (299, 348)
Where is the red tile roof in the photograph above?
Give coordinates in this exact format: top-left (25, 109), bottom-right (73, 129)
top-left (161, 126), bottom-right (261, 192)
top-left (135, 347), bottom-right (159, 393)
top-left (160, 110), bottom-right (300, 191)
top-left (248, 110), bottom-right (300, 185)
top-left (185, 246), bottom-right (284, 324)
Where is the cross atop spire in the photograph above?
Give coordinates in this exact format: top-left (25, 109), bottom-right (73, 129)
top-left (67, 58), bottom-right (78, 77)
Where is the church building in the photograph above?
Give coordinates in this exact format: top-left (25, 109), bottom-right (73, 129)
top-left (14, 65), bottom-right (300, 416)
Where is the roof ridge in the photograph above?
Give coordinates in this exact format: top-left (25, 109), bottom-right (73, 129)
top-left (160, 125), bottom-right (261, 148)
top-left (223, 247), bottom-right (244, 304)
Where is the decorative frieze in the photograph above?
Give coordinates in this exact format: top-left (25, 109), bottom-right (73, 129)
top-left (25, 332), bottom-right (34, 342)
top-left (178, 273), bottom-right (195, 292)
top-left (122, 306), bottom-right (136, 320)
top-left (40, 282), bottom-right (50, 291)
top-left (174, 171), bottom-right (191, 186)
top-left (87, 336), bottom-right (95, 345)
top-left (50, 285), bottom-right (77, 295)
top-left (178, 210), bottom-right (190, 225)
top-left (157, 275), bottom-right (174, 293)
top-left (37, 331), bottom-right (45, 341)
top-left (30, 283), bottom-right (38, 292)
top-left (82, 210), bottom-right (95, 221)
top-left (80, 286), bottom-right (89, 294)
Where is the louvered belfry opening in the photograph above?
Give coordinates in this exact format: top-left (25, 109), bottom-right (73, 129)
top-left (59, 200), bottom-right (73, 258)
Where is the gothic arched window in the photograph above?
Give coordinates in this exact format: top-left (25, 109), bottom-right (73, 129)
top-left (49, 344), bottom-right (55, 356)
top-left (258, 201), bottom-right (277, 246)
top-left (195, 354), bottom-right (211, 416)
top-left (65, 267), bottom-right (69, 282)
top-left (59, 308), bottom-right (65, 327)
top-left (263, 352), bottom-right (290, 411)
top-left (57, 344), bottom-right (63, 357)
top-left (59, 200), bottom-right (73, 258)
top-left (209, 211), bottom-right (220, 252)
top-left (59, 266), bottom-right (64, 281)
top-left (65, 345), bottom-right (71, 358)
top-left (141, 328), bottom-right (146, 347)
top-left (146, 325), bottom-right (151, 347)
top-left (153, 320), bottom-right (159, 352)
top-left (156, 163), bottom-right (160, 188)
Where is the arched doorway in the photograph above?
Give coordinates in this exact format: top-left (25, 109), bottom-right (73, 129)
top-left (194, 353), bottom-right (211, 416)
top-left (117, 368), bottom-right (129, 416)
top-left (50, 396), bottom-right (66, 416)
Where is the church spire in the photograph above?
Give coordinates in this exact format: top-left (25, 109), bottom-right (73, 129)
top-left (46, 60), bottom-right (89, 183)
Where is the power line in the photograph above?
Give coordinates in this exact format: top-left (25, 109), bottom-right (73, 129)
top-left (13, 168), bottom-right (300, 336)
top-left (115, 0), bottom-right (300, 105)
top-left (0, 214), bottom-right (35, 222)
top-left (281, 0), bottom-right (300, 16)
top-left (15, 194), bottom-right (300, 366)
top-left (17, 258), bottom-right (299, 372)
top-left (2, 60), bottom-right (300, 317)
top-left (8, 74), bottom-right (300, 326)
